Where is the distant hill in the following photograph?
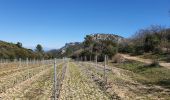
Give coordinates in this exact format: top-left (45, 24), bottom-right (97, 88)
top-left (47, 42), bottom-right (83, 58)
top-left (0, 40), bottom-right (40, 60)
top-left (0, 33), bottom-right (125, 60)
top-left (48, 33), bottom-right (124, 59)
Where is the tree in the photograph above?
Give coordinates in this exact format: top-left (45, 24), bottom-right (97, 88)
top-left (16, 42), bottom-right (22, 48)
top-left (144, 34), bottom-right (161, 52)
top-left (101, 40), bottom-right (117, 58)
top-left (93, 42), bottom-right (102, 55)
top-left (84, 35), bottom-right (93, 48)
top-left (36, 44), bottom-right (43, 53)
top-left (128, 25), bottom-right (164, 54)
top-left (83, 35), bottom-right (94, 61)
top-left (65, 47), bottom-right (73, 56)
top-left (118, 43), bottom-right (134, 53)
top-left (134, 44), bottom-right (144, 55)
top-left (35, 44), bottom-right (44, 59)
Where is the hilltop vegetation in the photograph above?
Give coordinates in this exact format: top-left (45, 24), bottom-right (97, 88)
top-left (0, 41), bottom-right (53, 60)
top-left (78, 34), bottom-right (123, 61)
top-left (119, 25), bottom-right (170, 62)
top-left (47, 42), bottom-right (83, 58)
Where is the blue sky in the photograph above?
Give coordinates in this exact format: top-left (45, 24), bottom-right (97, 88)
top-left (0, 0), bottom-right (170, 50)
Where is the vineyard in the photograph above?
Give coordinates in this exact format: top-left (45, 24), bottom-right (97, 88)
top-left (0, 58), bottom-right (170, 100)
top-left (0, 59), bottom-right (63, 100)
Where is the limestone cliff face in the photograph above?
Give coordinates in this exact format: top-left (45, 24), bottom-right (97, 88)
top-left (61, 42), bottom-right (82, 54)
top-left (89, 33), bottom-right (124, 43)
top-left (53, 33), bottom-right (125, 57)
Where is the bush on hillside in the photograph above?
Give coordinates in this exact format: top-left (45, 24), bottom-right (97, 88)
top-left (112, 54), bottom-right (125, 63)
top-left (118, 44), bottom-right (134, 53)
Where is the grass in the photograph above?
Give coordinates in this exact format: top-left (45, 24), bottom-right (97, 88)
top-left (82, 61), bottom-right (170, 99)
top-left (114, 60), bottom-right (170, 88)
top-left (139, 52), bottom-right (170, 62)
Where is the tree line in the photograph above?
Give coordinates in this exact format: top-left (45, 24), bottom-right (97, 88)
top-left (119, 25), bottom-right (170, 55)
top-left (71, 35), bottom-right (118, 61)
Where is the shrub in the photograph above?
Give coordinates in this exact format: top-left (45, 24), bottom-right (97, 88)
top-left (118, 44), bottom-right (133, 53)
top-left (153, 47), bottom-right (162, 54)
top-left (150, 60), bottom-right (160, 67)
top-left (112, 54), bottom-right (125, 63)
top-left (133, 45), bottom-right (144, 55)
top-left (144, 34), bottom-right (161, 52)
top-left (166, 55), bottom-right (170, 62)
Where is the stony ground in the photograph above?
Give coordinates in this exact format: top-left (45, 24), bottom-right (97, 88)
top-left (60, 62), bottom-right (109, 100)
top-left (0, 62), bottom-right (63, 100)
top-left (1, 61), bottom-right (170, 100)
top-left (80, 62), bottom-right (170, 100)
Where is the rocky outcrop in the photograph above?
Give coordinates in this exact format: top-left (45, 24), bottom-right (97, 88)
top-left (89, 33), bottom-right (124, 43)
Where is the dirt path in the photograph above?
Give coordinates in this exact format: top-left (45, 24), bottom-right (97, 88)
top-left (121, 54), bottom-right (170, 69)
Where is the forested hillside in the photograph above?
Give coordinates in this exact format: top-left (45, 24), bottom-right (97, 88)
top-left (0, 41), bottom-right (53, 60)
top-left (47, 42), bottom-right (83, 58)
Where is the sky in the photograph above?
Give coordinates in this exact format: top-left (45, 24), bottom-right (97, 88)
top-left (0, 0), bottom-right (170, 50)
